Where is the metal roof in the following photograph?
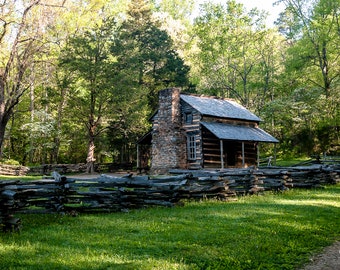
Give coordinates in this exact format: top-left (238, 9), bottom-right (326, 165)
top-left (201, 122), bottom-right (279, 143)
top-left (180, 94), bottom-right (261, 122)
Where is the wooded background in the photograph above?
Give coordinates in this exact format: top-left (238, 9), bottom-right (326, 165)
top-left (0, 0), bottom-right (339, 170)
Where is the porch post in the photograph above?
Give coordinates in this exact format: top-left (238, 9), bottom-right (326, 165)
top-left (220, 140), bottom-right (224, 169)
top-left (274, 143), bottom-right (277, 166)
top-left (257, 143), bottom-right (260, 167)
top-left (242, 141), bottom-right (245, 168)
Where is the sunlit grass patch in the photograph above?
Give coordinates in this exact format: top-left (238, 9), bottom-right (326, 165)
top-left (0, 175), bottom-right (43, 181)
top-left (275, 157), bottom-right (310, 166)
top-left (0, 185), bottom-right (339, 269)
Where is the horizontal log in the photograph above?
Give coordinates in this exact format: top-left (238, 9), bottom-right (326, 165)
top-left (0, 180), bottom-right (19, 186)
top-left (15, 184), bottom-right (62, 191)
top-left (150, 174), bottom-right (190, 182)
top-left (1, 190), bottom-right (17, 199)
top-left (143, 200), bottom-right (174, 207)
top-left (1, 166), bottom-right (338, 221)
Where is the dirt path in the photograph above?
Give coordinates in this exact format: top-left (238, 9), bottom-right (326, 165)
top-left (300, 241), bottom-right (340, 270)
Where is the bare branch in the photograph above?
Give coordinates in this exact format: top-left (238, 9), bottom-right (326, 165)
top-left (37, 0), bottom-right (67, 8)
top-left (0, 19), bottom-right (8, 43)
top-left (0, 0), bottom-right (8, 8)
top-left (3, 1), bottom-right (41, 80)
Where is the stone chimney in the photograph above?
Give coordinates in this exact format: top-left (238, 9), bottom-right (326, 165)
top-left (151, 88), bottom-right (186, 174)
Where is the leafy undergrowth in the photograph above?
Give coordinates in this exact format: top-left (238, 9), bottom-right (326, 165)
top-left (1, 185), bottom-right (339, 270)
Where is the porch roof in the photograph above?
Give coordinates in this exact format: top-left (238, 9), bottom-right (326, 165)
top-left (201, 122), bottom-right (279, 143)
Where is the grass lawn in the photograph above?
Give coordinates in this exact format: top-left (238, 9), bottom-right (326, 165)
top-left (0, 185), bottom-right (339, 270)
top-left (0, 175), bottom-right (43, 181)
top-left (273, 158), bottom-right (311, 167)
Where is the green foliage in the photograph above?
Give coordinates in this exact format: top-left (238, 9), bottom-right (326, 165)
top-left (112, 0), bottom-right (190, 110)
top-left (0, 159), bottom-right (20, 165)
top-left (262, 84), bottom-right (339, 156)
top-left (191, 0), bottom-right (282, 111)
top-left (1, 186), bottom-right (339, 269)
top-left (58, 17), bottom-right (121, 167)
top-left (1, 0), bottom-right (339, 165)
top-left (155, 0), bottom-right (195, 21)
top-left (279, 0), bottom-right (340, 96)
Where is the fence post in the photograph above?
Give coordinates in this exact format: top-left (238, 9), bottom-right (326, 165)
top-left (0, 189), bottom-right (21, 232)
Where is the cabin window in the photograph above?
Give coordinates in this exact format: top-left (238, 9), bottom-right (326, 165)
top-left (187, 135), bottom-right (196, 160)
top-left (184, 112), bottom-right (193, 124)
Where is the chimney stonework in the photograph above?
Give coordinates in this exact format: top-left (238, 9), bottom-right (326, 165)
top-left (151, 88), bottom-right (186, 174)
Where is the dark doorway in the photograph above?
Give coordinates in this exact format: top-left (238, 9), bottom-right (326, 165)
top-left (224, 141), bottom-right (236, 166)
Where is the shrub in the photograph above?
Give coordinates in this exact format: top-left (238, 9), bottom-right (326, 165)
top-left (0, 159), bottom-right (21, 166)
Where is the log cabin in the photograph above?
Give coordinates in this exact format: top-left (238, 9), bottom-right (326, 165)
top-left (137, 88), bottom-right (278, 174)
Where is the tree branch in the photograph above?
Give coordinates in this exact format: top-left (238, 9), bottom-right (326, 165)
top-left (38, 0), bottom-right (67, 8)
top-left (3, 1), bottom-right (41, 82)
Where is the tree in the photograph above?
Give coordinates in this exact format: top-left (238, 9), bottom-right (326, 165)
top-left (112, 0), bottom-right (190, 110)
top-left (43, 0), bottom-right (129, 165)
top-left (1, 0), bottom-right (189, 166)
top-left (276, 0), bottom-right (340, 97)
top-left (104, 0), bottom-right (190, 162)
top-left (0, 0), bottom-right (66, 157)
top-left (59, 18), bottom-right (118, 173)
top-left (252, 29), bottom-right (286, 111)
top-left (191, 0), bottom-right (271, 109)
top-left (107, 93), bottom-right (150, 164)
top-left (274, 0), bottom-right (340, 155)
top-left (155, 0), bottom-right (194, 21)
top-left (22, 110), bottom-right (57, 164)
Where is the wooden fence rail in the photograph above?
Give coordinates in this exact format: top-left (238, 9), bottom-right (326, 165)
top-left (28, 162), bottom-right (134, 175)
top-left (1, 165), bottom-right (339, 232)
top-left (0, 164), bottom-right (29, 176)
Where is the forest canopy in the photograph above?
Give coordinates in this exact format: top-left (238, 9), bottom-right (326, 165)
top-left (0, 0), bottom-right (339, 169)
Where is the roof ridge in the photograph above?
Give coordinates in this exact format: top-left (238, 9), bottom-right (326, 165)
top-left (180, 94), bottom-right (261, 122)
top-left (180, 93), bottom-right (237, 102)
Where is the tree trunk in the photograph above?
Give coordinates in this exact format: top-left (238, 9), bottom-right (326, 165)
top-left (0, 113), bottom-right (11, 158)
top-left (0, 75), bottom-right (12, 158)
top-left (0, 1), bottom-right (42, 158)
top-left (86, 117), bottom-right (97, 174)
top-left (29, 74), bottom-right (35, 164)
top-left (86, 139), bottom-right (96, 174)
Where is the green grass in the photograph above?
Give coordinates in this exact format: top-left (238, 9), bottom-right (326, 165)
top-left (1, 185), bottom-right (339, 270)
top-left (275, 157), bottom-right (310, 167)
top-left (0, 175), bottom-right (43, 181)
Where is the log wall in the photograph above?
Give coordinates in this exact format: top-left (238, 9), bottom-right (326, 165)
top-left (0, 164), bottom-right (29, 176)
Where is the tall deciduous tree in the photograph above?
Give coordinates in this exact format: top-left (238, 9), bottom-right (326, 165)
top-left (258, 0), bottom-right (340, 156)
top-left (191, 0), bottom-right (271, 109)
top-left (274, 0), bottom-right (340, 155)
top-left (276, 0), bottom-right (340, 97)
top-left (59, 18), bottom-right (118, 173)
top-left (155, 0), bottom-right (194, 21)
top-left (0, 0), bottom-right (65, 157)
top-left (44, 0), bottom-right (129, 164)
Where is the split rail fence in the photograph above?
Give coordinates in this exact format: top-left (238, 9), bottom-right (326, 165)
top-left (1, 165), bottom-right (339, 232)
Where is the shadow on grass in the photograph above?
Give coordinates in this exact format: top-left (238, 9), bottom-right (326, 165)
top-left (0, 186), bottom-right (339, 269)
